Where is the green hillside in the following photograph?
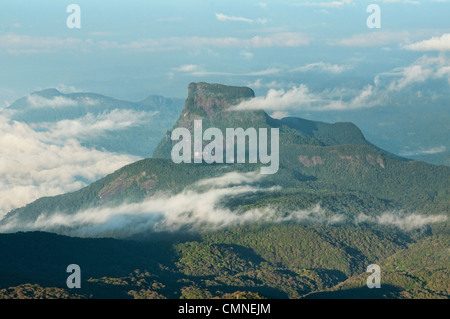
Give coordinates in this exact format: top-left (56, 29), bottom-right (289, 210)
top-left (305, 234), bottom-right (449, 299)
top-left (1, 225), bottom-right (445, 299)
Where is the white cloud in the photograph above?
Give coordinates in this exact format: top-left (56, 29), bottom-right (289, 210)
top-left (1, 167), bottom-right (445, 237)
top-left (357, 212), bottom-right (448, 231)
top-left (374, 0), bottom-right (419, 3)
top-left (174, 65), bottom-right (280, 77)
top-left (0, 87), bottom-right (19, 108)
top-left (0, 172), bottom-right (274, 236)
top-left (1, 32), bottom-right (309, 54)
top-left (55, 84), bottom-right (80, 93)
top-left (234, 53), bottom-right (450, 113)
top-left (248, 79), bottom-right (263, 89)
top-left (405, 33), bottom-right (450, 51)
top-left (34, 109), bottom-right (156, 142)
top-left (270, 111), bottom-right (290, 119)
top-left (172, 64), bottom-right (202, 72)
top-left (231, 85), bottom-right (320, 111)
top-left (0, 171), bottom-right (349, 238)
top-left (257, 2), bottom-right (268, 9)
top-left (0, 114), bottom-right (140, 218)
top-left (216, 13), bottom-right (252, 23)
top-left (0, 34), bottom-right (90, 54)
top-left (380, 54), bottom-right (450, 90)
top-left (245, 32), bottom-right (309, 47)
top-left (245, 79), bottom-right (284, 90)
top-left (195, 171), bottom-right (264, 188)
top-left (387, 65), bottom-right (433, 91)
top-left (104, 33), bottom-right (309, 51)
top-left (25, 95), bottom-right (79, 108)
top-left (294, 62), bottom-right (351, 74)
top-left (216, 13), bottom-right (267, 24)
top-left (400, 145), bottom-right (447, 156)
top-left (332, 31), bottom-right (411, 47)
top-left (240, 50), bottom-right (254, 60)
top-left (295, 0), bottom-right (353, 8)
top-left (421, 146), bottom-right (447, 154)
top-left (230, 84), bottom-right (378, 112)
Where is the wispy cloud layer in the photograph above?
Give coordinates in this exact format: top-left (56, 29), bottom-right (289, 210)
top-left (231, 54), bottom-right (450, 112)
top-left (0, 32), bottom-right (309, 54)
top-left (0, 34), bottom-right (88, 54)
top-left (1, 169), bottom-right (445, 238)
top-left (216, 13), bottom-right (267, 24)
top-left (0, 172), bottom-right (351, 237)
top-left (379, 54), bottom-right (450, 90)
top-left (0, 111), bottom-right (143, 218)
top-left (400, 145), bottom-right (447, 156)
top-left (0, 172), bottom-right (277, 236)
top-left (405, 33), bottom-right (450, 51)
top-left (26, 95), bottom-right (83, 108)
top-left (34, 109), bottom-right (156, 142)
top-left (172, 64), bottom-right (280, 77)
top-left (331, 31), bottom-right (411, 47)
top-left (229, 83), bottom-right (377, 112)
top-left (294, 62), bottom-right (352, 74)
top-left (356, 212), bottom-right (447, 231)
top-left (295, 0), bottom-right (353, 8)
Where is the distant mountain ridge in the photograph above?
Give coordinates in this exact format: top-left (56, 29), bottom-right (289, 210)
top-left (5, 88), bottom-right (185, 157)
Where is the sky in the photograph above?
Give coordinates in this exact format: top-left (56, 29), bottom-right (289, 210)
top-left (0, 0), bottom-right (449, 104)
top-left (0, 0), bottom-right (449, 218)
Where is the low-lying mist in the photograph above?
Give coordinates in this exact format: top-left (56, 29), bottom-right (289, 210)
top-left (0, 172), bottom-right (446, 238)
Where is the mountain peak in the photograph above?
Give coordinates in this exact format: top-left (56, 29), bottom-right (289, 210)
top-left (187, 82), bottom-right (255, 101)
top-left (152, 82), bottom-right (261, 158)
top-left (184, 82), bottom-right (255, 118)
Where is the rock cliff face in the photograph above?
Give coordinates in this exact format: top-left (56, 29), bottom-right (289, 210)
top-left (177, 82), bottom-right (256, 125)
top-left (187, 82), bottom-right (255, 110)
top-left (152, 82), bottom-right (266, 159)
top-left (152, 82), bottom-right (378, 160)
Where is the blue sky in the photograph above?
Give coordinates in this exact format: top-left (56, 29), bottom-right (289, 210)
top-left (1, 0), bottom-right (449, 104)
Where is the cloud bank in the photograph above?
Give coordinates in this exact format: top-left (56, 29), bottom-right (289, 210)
top-left (405, 33), bottom-right (450, 51)
top-left (231, 54), bottom-right (450, 113)
top-left (0, 172), bottom-right (282, 237)
top-left (0, 172), bottom-right (349, 238)
top-left (331, 31), bottom-right (411, 47)
top-left (1, 170), bottom-right (445, 238)
top-left (400, 146), bottom-right (447, 156)
top-left (0, 31), bottom-right (309, 54)
top-left (295, 0), bottom-right (353, 8)
top-left (33, 109), bottom-right (156, 142)
top-left (0, 112), bottom-right (143, 218)
top-left (229, 84), bottom-right (377, 112)
top-left (216, 13), bottom-right (267, 24)
top-left (356, 212), bottom-right (447, 231)
top-left (294, 62), bottom-right (351, 74)
top-left (26, 95), bottom-right (80, 108)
